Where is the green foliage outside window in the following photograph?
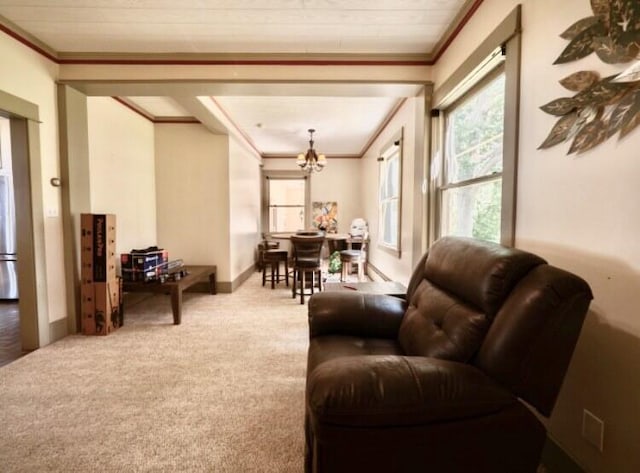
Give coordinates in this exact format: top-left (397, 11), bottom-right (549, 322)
top-left (443, 71), bottom-right (505, 243)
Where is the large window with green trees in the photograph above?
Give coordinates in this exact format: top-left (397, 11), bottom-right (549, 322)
top-left (431, 6), bottom-right (521, 247)
top-left (440, 68), bottom-right (505, 243)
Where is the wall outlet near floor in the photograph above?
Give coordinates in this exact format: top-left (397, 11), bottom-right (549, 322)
top-left (582, 409), bottom-right (604, 452)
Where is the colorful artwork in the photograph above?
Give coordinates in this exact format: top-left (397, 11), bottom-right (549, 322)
top-left (312, 202), bottom-right (338, 233)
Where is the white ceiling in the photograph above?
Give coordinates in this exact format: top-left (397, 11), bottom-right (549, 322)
top-left (212, 96), bottom-right (402, 155)
top-left (0, 0), bottom-right (473, 157)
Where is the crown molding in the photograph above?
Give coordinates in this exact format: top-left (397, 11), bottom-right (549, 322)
top-left (56, 51), bottom-right (432, 66)
top-left (0, 14), bottom-right (57, 62)
top-left (0, 0), bottom-right (484, 67)
top-left (431, 0), bottom-right (485, 63)
top-left (112, 97), bottom-right (200, 124)
top-left (262, 153), bottom-right (361, 160)
top-left (358, 98), bottom-right (408, 157)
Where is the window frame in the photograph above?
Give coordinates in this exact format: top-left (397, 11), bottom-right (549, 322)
top-left (429, 6), bottom-right (521, 247)
top-left (438, 64), bottom-right (506, 243)
top-left (378, 128), bottom-right (403, 257)
top-left (261, 170), bottom-right (310, 236)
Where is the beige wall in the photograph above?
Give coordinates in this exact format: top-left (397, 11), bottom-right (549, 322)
top-left (0, 32), bottom-right (66, 327)
top-left (154, 124), bottom-right (231, 280)
top-left (361, 98), bottom-right (418, 286)
top-left (87, 97), bottom-right (156, 257)
top-left (228, 137), bottom-right (261, 281)
top-left (435, 1), bottom-right (640, 472)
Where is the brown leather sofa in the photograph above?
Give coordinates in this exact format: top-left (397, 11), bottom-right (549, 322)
top-left (305, 236), bottom-right (592, 473)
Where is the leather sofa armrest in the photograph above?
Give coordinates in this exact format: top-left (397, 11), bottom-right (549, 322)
top-left (307, 355), bottom-right (516, 427)
top-left (308, 292), bottom-right (407, 340)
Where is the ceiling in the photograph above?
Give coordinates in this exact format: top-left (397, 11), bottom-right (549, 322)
top-left (0, 0), bottom-right (477, 158)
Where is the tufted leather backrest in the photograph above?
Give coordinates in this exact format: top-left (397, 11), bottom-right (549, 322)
top-left (398, 237), bottom-right (545, 362)
top-left (473, 264), bottom-right (592, 415)
top-left (399, 236), bottom-right (592, 416)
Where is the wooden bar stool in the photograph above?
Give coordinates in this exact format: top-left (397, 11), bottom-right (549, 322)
top-left (262, 249), bottom-right (289, 289)
top-left (257, 239), bottom-right (280, 271)
top-left (290, 235), bottom-right (325, 304)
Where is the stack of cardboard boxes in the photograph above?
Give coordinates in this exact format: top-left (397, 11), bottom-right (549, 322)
top-left (80, 213), bottom-right (122, 335)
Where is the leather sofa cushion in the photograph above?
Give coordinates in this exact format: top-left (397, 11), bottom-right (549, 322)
top-left (307, 336), bottom-right (403, 374)
top-left (399, 279), bottom-right (491, 360)
top-left (307, 355), bottom-right (515, 427)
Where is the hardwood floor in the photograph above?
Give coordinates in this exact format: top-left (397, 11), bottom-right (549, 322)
top-left (0, 301), bottom-right (23, 367)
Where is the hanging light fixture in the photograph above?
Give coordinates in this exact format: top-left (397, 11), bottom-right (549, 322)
top-left (297, 128), bottom-right (326, 173)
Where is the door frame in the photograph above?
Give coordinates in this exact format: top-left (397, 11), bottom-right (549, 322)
top-left (0, 89), bottom-right (49, 350)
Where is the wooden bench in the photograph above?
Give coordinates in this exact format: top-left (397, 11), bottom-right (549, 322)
top-left (122, 265), bottom-right (217, 324)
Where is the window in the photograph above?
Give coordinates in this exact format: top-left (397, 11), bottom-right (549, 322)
top-left (440, 69), bottom-right (505, 243)
top-left (378, 129), bottom-right (402, 256)
top-left (263, 173), bottom-right (309, 233)
top-left (430, 7), bottom-right (520, 247)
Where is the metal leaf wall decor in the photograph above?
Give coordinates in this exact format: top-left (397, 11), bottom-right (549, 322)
top-left (539, 0), bottom-right (640, 154)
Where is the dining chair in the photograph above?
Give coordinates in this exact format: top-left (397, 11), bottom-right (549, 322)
top-left (262, 249), bottom-right (289, 289)
top-left (257, 237), bottom-right (280, 271)
top-left (340, 234), bottom-right (368, 282)
top-left (290, 234), bottom-right (325, 304)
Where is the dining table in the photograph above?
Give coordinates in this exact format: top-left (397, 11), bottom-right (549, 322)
top-left (267, 231), bottom-right (366, 254)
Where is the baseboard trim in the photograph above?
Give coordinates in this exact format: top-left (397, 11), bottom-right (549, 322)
top-left (49, 318), bottom-right (68, 343)
top-left (210, 264), bottom-right (256, 294)
top-left (366, 262), bottom-right (392, 281)
top-left (541, 436), bottom-right (585, 473)
top-left (183, 264), bottom-right (256, 294)
top-left (230, 264), bottom-right (256, 292)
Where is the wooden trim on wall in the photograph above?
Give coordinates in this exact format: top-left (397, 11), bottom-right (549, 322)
top-left (0, 89), bottom-right (40, 122)
top-left (359, 98), bottom-right (409, 158)
top-left (500, 29), bottom-right (521, 248)
top-left (366, 262), bottom-right (392, 282)
top-left (430, 0), bottom-right (486, 64)
top-left (0, 14), bottom-right (58, 62)
top-left (111, 97), bottom-right (202, 124)
top-left (261, 154), bottom-right (360, 160)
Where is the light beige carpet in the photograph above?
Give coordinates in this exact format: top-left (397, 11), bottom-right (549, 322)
top-left (0, 272), bottom-right (310, 472)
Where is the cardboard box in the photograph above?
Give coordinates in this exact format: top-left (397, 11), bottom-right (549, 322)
top-left (81, 280), bottom-right (122, 336)
top-left (120, 267), bottom-right (158, 282)
top-left (80, 283), bottom-right (96, 335)
top-left (120, 248), bottom-right (168, 282)
top-left (81, 213), bottom-right (116, 283)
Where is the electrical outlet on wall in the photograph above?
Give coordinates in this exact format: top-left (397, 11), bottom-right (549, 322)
top-left (582, 409), bottom-right (604, 452)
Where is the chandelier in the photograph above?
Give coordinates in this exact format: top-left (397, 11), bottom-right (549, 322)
top-left (297, 128), bottom-right (326, 173)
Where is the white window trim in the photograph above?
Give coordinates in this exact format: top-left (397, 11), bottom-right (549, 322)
top-left (261, 170), bottom-right (310, 236)
top-left (378, 128), bottom-right (403, 258)
top-left (429, 6), bottom-right (521, 247)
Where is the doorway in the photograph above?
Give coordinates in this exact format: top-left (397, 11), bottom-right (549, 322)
top-left (0, 89), bottom-right (45, 358)
top-left (0, 116), bottom-right (23, 366)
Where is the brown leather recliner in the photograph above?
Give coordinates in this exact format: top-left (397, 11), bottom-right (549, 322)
top-left (305, 236), bottom-right (592, 473)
